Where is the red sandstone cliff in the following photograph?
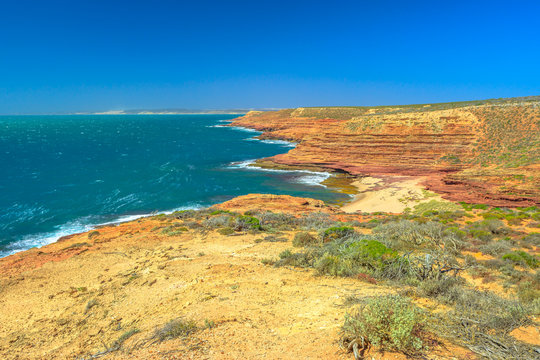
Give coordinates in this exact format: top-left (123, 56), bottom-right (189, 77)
top-left (230, 98), bottom-right (540, 206)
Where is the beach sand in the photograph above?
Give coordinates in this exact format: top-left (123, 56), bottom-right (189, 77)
top-left (341, 175), bottom-right (449, 213)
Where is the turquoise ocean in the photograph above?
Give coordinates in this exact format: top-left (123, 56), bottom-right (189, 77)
top-left (0, 114), bottom-right (349, 257)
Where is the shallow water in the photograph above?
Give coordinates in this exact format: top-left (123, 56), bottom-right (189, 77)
top-left (0, 114), bottom-right (349, 256)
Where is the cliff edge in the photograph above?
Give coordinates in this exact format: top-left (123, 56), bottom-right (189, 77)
top-left (229, 96), bottom-right (540, 207)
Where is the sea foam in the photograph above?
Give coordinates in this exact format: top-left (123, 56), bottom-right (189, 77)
top-left (0, 204), bottom-right (203, 258)
top-left (228, 159), bottom-right (331, 187)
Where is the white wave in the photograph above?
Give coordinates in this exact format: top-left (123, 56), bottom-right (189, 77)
top-left (206, 124), bottom-right (261, 133)
top-left (228, 159), bottom-right (258, 169)
top-left (0, 204), bottom-right (204, 258)
top-left (295, 173), bottom-right (331, 187)
top-left (260, 139), bottom-right (296, 147)
top-left (0, 219), bottom-right (95, 258)
top-left (227, 160), bottom-right (330, 187)
top-left (228, 126), bottom-right (262, 133)
top-left (244, 137), bottom-right (296, 148)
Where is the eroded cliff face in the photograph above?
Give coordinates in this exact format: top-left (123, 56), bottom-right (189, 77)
top-left (231, 99), bottom-right (540, 206)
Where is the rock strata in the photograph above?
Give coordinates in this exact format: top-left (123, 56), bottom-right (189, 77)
top-left (230, 99), bottom-right (540, 206)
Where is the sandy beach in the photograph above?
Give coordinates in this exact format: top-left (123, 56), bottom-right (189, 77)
top-left (341, 175), bottom-right (450, 213)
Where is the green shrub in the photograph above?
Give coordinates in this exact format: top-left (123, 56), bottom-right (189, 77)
top-left (478, 239), bottom-right (513, 256)
top-left (261, 258), bottom-right (275, 265)
top-left (433, 285), bottom-right (536, 359)
top-left (258, 212), bottom-right (298, 230)
top-left (170, 210), bottom-right (197, 219)
top-left (342, 295), bottom-right (425, 352)
top-left (183, 220), bottom-right (201, 230)
top-left (357, 219), bottom-right (380, 229)
top-left (255, 235), bottom-right (287, 243)
top-left (413, 200), bottom-right (462, 214)
top-left (114, 328), bottom-right (140, 347)
top-left (209, 209), bottom-right (231, 215)
top-left (275, 249), bottom-right (313, 267)
top-left (520, 233), bottom-right (540, 247)
top-left (161, 225), bottom-right (188, 236)
top-left (468, 229), bottom-right (493, 242)
top-left (234, 215), bottom-right (261, 231)
top-left (152, 214), bottom-right (168, 221)
top-left (460, 203), bottom-right (489, 211)
top-left (88, 230), bottom-right (100, 239)
top-left (419, 276), bottom-right (463, 300)
top-left (482, 258), bottom-right (506, 269)
top-left (202, 215), bottom-right (232, 229)
top-left (443, 226), bottom-right (466, 240)
top-left (442, 287), bottom-right (530, 331)
top-left (300, 212), bottom-right (337, 230)
top-left (292, 232), bottom-right (317, 247)
top-left (502, 251), bottom-right (539, 268)
top-left (373, 220), bottom-right (459, 251)
top-left (154, 318), bottom-right (197, 341)
top-left (217, 227), bottom-right (235, 236)
top-left (314, 239), bottom-right (396, 277)
top-left (468, 218), bottom-right (510, 237)
top-left (517, 280), bottom-right (540, 304)
top-left (321, 226), bottom-right (355, 242)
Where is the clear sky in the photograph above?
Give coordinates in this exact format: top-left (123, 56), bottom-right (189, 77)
top-left (1, 0), bottom-right (539, 114)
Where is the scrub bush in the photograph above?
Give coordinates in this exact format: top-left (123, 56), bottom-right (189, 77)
top-left (292, 232), bottom-right (317, 247)
top-left (502, 251), bottom-right (539, 268)
top-left (153, 318), bottom-right (197, 341)
top-left (321, 226), bottom-right (355, 242)
top-left (342, 295), bottom-right (425, 352)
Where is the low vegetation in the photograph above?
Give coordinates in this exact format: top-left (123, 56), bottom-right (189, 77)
top-left (341, 295), bottom-right (426, 354)
top-left (153, 318), bottom-right (198, 342)
top-left (143, 203), bottom-right (539, 358)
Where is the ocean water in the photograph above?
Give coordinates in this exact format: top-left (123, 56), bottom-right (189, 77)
top-left (0, 114), bottom-right (349, 257)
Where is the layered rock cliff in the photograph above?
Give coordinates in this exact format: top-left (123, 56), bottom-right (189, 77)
top-left (230, 97), bottom-right (540, 206)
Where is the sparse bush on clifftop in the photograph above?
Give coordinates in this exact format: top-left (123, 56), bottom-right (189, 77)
top-left (300, 212), bottom-right (336, 230)
top-left (502, 251), bottom-right (539, 268)
top-left (320, 226), bottom-right (355, 242)
top-left (292, 232), bottom-right (317, 247)
top-left (373, 220), bottom-right (463, 252)
top-left (341, 295), bottom-right (426, 354)
top-left (202, 214), bottom-right (232, 229)
top-left (153, 318), bottom-right (197, 341)
top-left (88, 230), bottom-right (100, 239)
top-left (257, 211), bottom-right (298, 230)
top-left (233, 215), bottom-right (261, 231)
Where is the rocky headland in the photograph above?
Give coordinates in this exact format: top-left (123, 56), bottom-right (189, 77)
top-left (229, 96), bottom-right (539, 207)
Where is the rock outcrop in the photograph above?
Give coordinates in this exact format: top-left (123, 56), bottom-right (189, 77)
top-left (214, 194), bottom-right (336, 214)
top-left (230, 97), bottom-right (540, 206)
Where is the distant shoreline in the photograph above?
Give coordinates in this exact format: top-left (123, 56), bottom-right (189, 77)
top-left (0, 110), bottom-right (278, 116)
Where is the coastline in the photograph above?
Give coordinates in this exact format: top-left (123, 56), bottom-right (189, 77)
top-left (226, 105), bottom-right (540, 208)
top-left (1, 101), bottom-right (538, 359)
top-left (0, 204), bottom-right (205, 259)
top-left (0, 118), bottom-right (337, 259)
top-left (224, 120), bottom-right (454, 214)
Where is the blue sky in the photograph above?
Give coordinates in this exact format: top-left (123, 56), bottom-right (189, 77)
top-left (0, 0), bottom-right (539, 113)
